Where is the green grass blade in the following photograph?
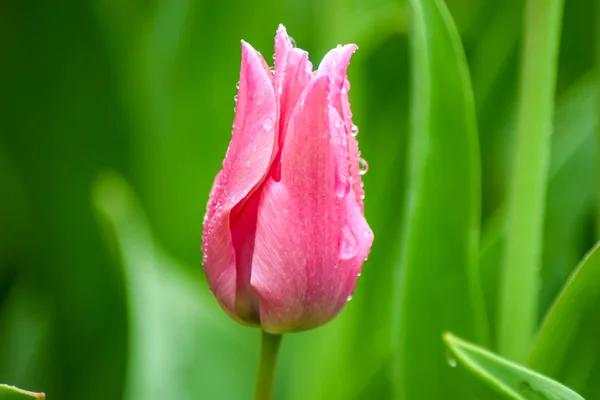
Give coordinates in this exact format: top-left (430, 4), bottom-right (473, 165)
top-left (529, 242), bottom-right (600, 399)
top-left (444, 333), bottom-right (584, 400)
top-left (497, 0), bottom-right (564, 361)
top-left (91, 171), bottom-right (258, 400)
top-left (0, 385), bottom-right (44, 400)
top-left (480, 73), bottom-right (597, 349)
top-left (391, 0), bottom-right (488, 397)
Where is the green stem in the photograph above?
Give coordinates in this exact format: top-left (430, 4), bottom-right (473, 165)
top-left (254, 330), bottom-right (283, 400)
top-left (497, 0), bottom-right (564, 362)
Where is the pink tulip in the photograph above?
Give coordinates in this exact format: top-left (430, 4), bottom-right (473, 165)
top-left (202, 25), bottom-right (374, 334)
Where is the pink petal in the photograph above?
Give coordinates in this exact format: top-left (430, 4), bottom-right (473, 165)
top-left (334, 189), bottom-right (374, 311)
top-left (271, 25), bottom-right (313, 180)
top-left (317, 44), bottom-right (365, 208)
top-left (251, 76), bottom-right (355, 332)
top-left (202, 41), bottom-right (277, 322)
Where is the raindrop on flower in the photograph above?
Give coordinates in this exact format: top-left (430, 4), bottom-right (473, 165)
top-left (346, 295), bottom-right (353, 302)
top-left (234, 94), bottom-right (238, 102)
top-left (351, 124), bottom-right (359, 137)
top-left (262, 117), bottom-right (274, 130)
top-left (235, 81), bottom-right (240, 89)
top-left (335, 173), bottom-right (350, 198)
top-left (339, 225), bottom-right (358, 260)
top-left (359, 158), bottom-right (369, 175)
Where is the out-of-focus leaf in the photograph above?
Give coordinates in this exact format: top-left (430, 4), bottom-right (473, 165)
top-left (496, 0), bottom-right (564, 361)
top-left (391, 0), bottom-right (488, 398)
top-left (92, 171), bottom-right (259, 400)
top-left (0, 384), bottom-right (44, 400)
top-left (479, 74), bottom-right (597, 348)
top-left (444, 333), bottom-right (584, 400)
top-left (529, 242), bottom-right (600, 399)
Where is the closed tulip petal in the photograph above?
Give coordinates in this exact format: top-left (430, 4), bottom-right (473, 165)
top-left (317, 44), bottom-right (365, 206)
top-left (251, 76), bottom-right (346, 332)
top-left (272, 25), bottom-right (312, 181)
top-left (202, 25), bottom-right (373, 333)
top-left (202, 40), bottom-right (277, 322)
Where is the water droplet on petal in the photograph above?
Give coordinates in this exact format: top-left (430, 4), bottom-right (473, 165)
top-left (336, 173), bottom-right (350, 198)
top-left (339, 225), bottom-right (358, 260)
top-left (290, 37), bottom-right (296, 47)
top-left (263, 117), bottom-right (274, 130)
top-left (351, 124), bottom-right (359, 137)
top-left (236, 81), bottom-right (240, 89)
top-left (359, 158), bottom-right (369, 175)
top-left (234, 94), bottom-right (238, 102)
top-left (346, 295), bottom-right (353, 302)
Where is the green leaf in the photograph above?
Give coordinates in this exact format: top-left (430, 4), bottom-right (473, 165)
top-left (480, 73), bottom-right (597, 349)
top-left (444, 333), bottom-right (584, 400)
top-left (496, 0), bottom-right (564, 361)
top-left (0, 385), bottom-right (44, 400)
top-left (529, 242), bottom-right (600, 399)
top-left (391, 0), bottom-right (488, 398)
top-left (91, 171), bottom-right (258, 400)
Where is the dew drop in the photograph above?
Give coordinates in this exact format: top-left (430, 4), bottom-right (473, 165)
top-left (448, 358), bottom-right (457, 368)
top-left (339, 225), bottom-right (358, 260)
top-left (351, 124), bottom-right (359, 137)
top-left (234, 94), bottom-right (238, 102)
top-left (359, 158), bottom-right (369, 175)
top-left (290, 37), bottom-right (296, 47)
top-left (346, 295), bottom-right (353, 302)
top-left (235, 81), bottom-right (240, 89)
top-left (336, 173), bottom-right (350, 198)
top-left (263, 117), bottom-right (274, 130)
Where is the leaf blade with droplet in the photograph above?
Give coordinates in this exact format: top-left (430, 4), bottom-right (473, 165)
top-left (391, 0), bottom-right (488, 398)
top-left (444, 333), bottom-right (584, 400)
top-left (529, 242), bottom-right (600, 399)
top-left (0, 384), bottom-right (44, 400)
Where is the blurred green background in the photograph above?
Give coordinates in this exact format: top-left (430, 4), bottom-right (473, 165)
top-left (0, 0), bottom-right (597, 399)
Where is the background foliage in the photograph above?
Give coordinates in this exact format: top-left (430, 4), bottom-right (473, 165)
top-left (0, 0), bottom-right (598, 399)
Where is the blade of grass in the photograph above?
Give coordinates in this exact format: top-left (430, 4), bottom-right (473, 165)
top-left (444, 333), bottom-right (584, 400)
top-left (497, 0), bottom-right (564, 361)
top-left (391, 0), bottom-right (488, 397)
top-left (529, 242), bottom-right (600, 399)
top-left (0, 385), bottom-right (44, 400)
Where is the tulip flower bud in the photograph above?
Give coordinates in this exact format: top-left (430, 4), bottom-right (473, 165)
top-left (202, 25), bottom-right (374, 334)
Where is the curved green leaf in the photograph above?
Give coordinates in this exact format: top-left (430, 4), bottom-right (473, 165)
top-left (480, 73), bottom-right (597, 348)
top-left (0, 385), bottom-right (44, 400)
top-left (391, 0), bottom-right (488, 398)
top-left (444, 333), bottom-right (584, 400)
top-left (529, 242), bottom-right (600, 399)
top-left (92, 172), bottom-right (258, 400)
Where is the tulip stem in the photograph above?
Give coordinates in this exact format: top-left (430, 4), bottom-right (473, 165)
top-left (254, 330), bottom-right (283, 400)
